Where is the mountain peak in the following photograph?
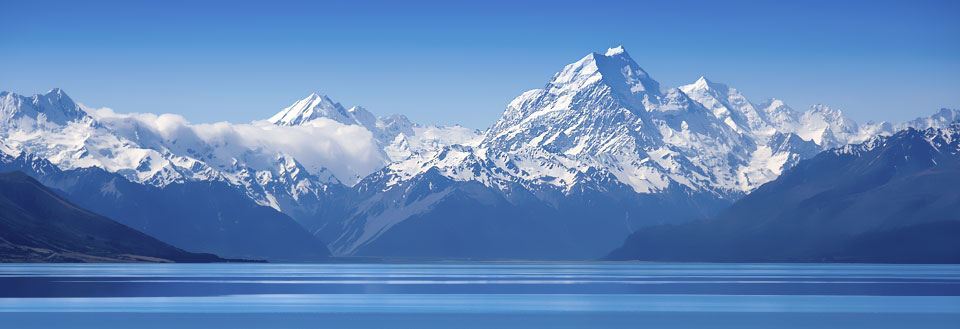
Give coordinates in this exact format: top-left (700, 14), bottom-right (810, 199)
top-left (758, 98), bottom-right (797, 117)
top-left (0, 88), bottom-right (87, 125)
top-left (47, 87), bottom-right (67, 97)
top-left (346, 105), bottom-right (377, 128)
top-left (683, 76), bottom-right (728, 94)
top-left (934, 108), bottom-right (959, 121)
top-left (604, 45), bottom-right (627, 56)
top-left (695, 76), bottom-right (718, 88)
top-left (301, 92), bottom-right (337, 107)
top-left (896, 108), bottom-right (960, 131)
top-left (763, 98), bottom-right (785, 107)
top-left (810, 104), bottom-right (842, 116)
top-left (548, 46), bottom-right (661, 97)
top-left (268, 92), bottom-right (350, 126)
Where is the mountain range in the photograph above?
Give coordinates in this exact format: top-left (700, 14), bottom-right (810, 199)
top-left (609, 124), bottom-right (960, 263)
top-left (0, 152), bottom-right (330, 261)
top-left (1, 46), bottom-right (957, 260)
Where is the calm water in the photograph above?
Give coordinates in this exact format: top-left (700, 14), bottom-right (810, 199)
top-left (0, 263), bottom-right (958, 328)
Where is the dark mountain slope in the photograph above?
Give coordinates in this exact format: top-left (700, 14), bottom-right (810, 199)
top-left (609, 125), bottom-right (960, 263)
top-left (326, 166), bottom-right (726, 260)
top-left (0, 155), bottom-right (330, 261)
top-left (0, 171), bottom-right (221, 262)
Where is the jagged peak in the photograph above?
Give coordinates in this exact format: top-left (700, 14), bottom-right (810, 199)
top-left (758, 98), bottom-right (801, 117)
top-left (346, 105), bottom-right (377, 127)
top-left (379, 113), bottom-right (411, 122)
top-left (40, 88), bottom-right (80, 110)
top-left (0, 88), bottom-right (87, 125)
top-left (760, 98), bottom-right (786, 108)
top-left (694, 75), bottom-right (710, 85)
top-left (681, 76), bottom-right (731, 95)
top-left (7, 87), bottom-right (77, 105)
top-left (836, 123), bottom-right (960, 156)
top-left (377, 113), bottom-right (415, 130)
top-left (896, 108), bottom-right (960, 131)
top-left (933, 108), bottom-right (960, 119)
top-left (46, 87), bottom-right (67, 97)
top-left (291, 92), bottom-right (337, 109)
top-left (549, 45), bottom-right (661, 96)
top-left (301, 92), bottom-right (340, 108)
top-left (809, 104), bottom-right (842, 116)
top-left (604, 45), bottom-right (627, 56)
top-left (268, 92), bottom-right (350, 126)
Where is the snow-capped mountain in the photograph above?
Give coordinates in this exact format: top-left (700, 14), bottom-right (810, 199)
top-left (0, 152), bottom-right (331, 260)
top-left (259, 92), bottom-right (482, 230)
top-left (269, 92), bottom-right (482, 163)
top-left (0, 88), bottom-right (87, 127)
top-left (679, 77), bottom-right (774, 136)
top-left (319, 46), bottom-right (958, 258)
top-left (1, 45), bottom-right (956, 260)
top-left (320, 47), bottom-right (787, 257)
top-left (897, 108), bottom-right (960, 131)
top-left (269, 92), bottom-right (368, 127)
top-left (0, 89), bottom-right (351, 216)
top-left (373, 47), bottom-right (881, 199)
top-left (0, 88), bottom-right (478, 234)
top-left (610, 124), bottom-right (960, 263)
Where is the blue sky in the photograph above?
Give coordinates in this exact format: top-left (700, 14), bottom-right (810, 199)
top-left (1, 0), bottom-right (958, 127)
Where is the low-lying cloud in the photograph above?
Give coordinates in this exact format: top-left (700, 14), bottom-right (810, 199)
top-left (89, 107), bottom-right (386, 184)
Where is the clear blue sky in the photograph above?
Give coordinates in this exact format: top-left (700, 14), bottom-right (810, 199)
top-left (2, 0), bottom-right (958, 127)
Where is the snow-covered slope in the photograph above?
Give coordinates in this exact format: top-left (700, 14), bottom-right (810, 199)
top-left (0, 88), bottom-right (479, 233)
top-left (321, 46), bottom-right (958, 258)
top-left (268, 92), bottom-right (481, 162)
top-left (381, 47), bottom-right (822, 198)
top-left (259, 92), bottom-right (482, 229)
top-left (610, 124), bottom-right (960, 263)
top-left (2, 45), bottom-right (956, 260)
top-left (0, 88), bottom-right (87, 127)
top-left (0, 89), bottom-right (379, 218)
top-left (897, 108), bottom-right (960, 131)
top-left (269, 93), bottom-right (363, 127)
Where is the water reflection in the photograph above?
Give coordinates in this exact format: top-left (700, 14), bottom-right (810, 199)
top-left (0, 263), bottom-right (958, 328)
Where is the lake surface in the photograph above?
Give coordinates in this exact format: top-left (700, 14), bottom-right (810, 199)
top-left (0, 263), bottom-right (958, 328)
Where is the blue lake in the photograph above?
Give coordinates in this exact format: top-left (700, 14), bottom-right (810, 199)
top-left (0, 263), bottom-right (958, 328)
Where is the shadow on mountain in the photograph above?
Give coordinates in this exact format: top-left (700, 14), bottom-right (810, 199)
top-left (0, 155), bottom-right (329, 262)
top-left (0, 171), bottom-right (222, 262)
top-left (609, 126), bottom-right (960, 263)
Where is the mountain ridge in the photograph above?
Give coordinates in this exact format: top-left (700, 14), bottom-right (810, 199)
top-left (0, 153), bottom-right (331, 261)
top-left (314, 46), bottom-right (956, 258)
top-left (2, 45), bottom-right (958, 260)
top-left (608, 124), bottom-right (960, 263)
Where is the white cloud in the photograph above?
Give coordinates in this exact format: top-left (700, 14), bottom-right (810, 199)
top-left (88, 107), bottom-right (386, 184)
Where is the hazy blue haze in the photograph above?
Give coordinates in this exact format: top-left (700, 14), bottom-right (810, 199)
top-left (0, 263), bottom-right (958, 328)
top-left (1, 0), bottom-right (958, 127)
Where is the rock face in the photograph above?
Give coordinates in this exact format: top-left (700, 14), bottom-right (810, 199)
top-left (609, 124), bottom-right (960, 263)
top-left (0, 171), bottom-right (222, 263)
